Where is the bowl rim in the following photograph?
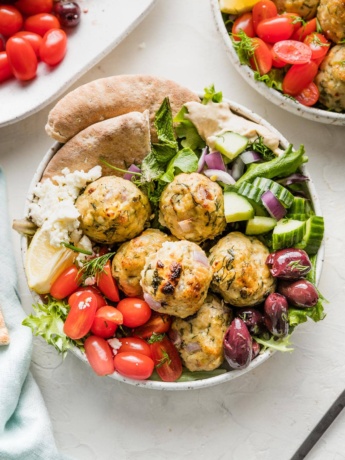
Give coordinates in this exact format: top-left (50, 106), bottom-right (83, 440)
top-left (21, 96), bottom-right (325, 391)
top-left (210, 0), bottom-right (345, 126)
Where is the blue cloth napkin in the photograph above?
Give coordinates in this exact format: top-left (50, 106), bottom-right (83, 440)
top-left (0, 168), bottom-right (71, 460)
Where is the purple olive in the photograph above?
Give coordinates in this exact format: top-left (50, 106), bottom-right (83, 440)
top-left (264, 293), bottom-right (289, 337)
top-left (266, 248), bottom-right (312, 279)
top-left (223, 318), bottom-right (252, 370)
top-left (278, 279), bottom-right (319, 308)
top-left (236, 308), bottom-right (265, 335)
top-left (53, 1), bottom-right (81, 27)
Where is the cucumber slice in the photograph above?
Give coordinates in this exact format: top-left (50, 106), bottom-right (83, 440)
top-left (245, 216), bottom-right (277, 235)
top-left (272, 219), bottom-right (306, 250)
top-left (288, 196), bottom-right (312, 216)
top-left (223, 191), bottom-right (254, 223)
top-left (213, 132), bottom-right (248, 161)
top-left (253, 177), bottom-right (294, 208)
top-left (287, 213), bottom-right (309, 221)
top-left (237, 181), bottom-right (263, 204)
top-left (295, 216), bottom-right (324, 255)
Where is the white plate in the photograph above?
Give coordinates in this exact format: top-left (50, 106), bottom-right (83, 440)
top-left (0, 0), bottom-right (157, 127)
top-left (210, 0), bottom-right (345, 126)
top-left (22, 95), bottom-right (324, 391)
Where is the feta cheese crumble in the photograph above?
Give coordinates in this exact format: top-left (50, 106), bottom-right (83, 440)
top-left (78, 296), bottom-right (93, 310)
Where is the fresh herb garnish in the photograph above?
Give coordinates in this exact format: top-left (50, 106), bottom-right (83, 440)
top-left (99, 158), bottom-right (142, 177)
top-left (247, 136), bottom-right (276, 161)
top-left (79, 252), bottom-right (115, 279)
top-left (202, 84), bottom-right (223, 104)
top-left (231, 30), bottom-right (256, 65)
top-left (61, 242), bottom-right (93, 255)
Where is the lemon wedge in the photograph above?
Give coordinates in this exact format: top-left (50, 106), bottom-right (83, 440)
top-left (25, 226), bottom-right (76, 294)
top-left (219, 0), bottom-right (261, 14)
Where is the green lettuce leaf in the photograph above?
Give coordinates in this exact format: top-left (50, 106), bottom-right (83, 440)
top-left (254, 68), bottom-right (286, 92)
top-left (160, 148), bottom-right (199, 183)
top-left (288, 300), bottom-right (327, 328)
top-left (202, 84), bottom-right (223, 104)
top-left (174, 106), bottom-right (205, 151)
top-left (254, 334), bottom-right (294, 352)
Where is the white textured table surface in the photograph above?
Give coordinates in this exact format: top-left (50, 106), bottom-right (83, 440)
top-left (1, 1), bottom-right (345, 459)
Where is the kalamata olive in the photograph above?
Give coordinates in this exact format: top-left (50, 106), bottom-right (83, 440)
top-left (278, 279), bottom-right (319, 308)
top-left (266, 248), bottom-right (312, 279)
top-left (53, 1), bottom-right (81, 27)
top-left (252, 340), bottom-right (260, 359)
top-left (264, 293), bottom-right (289, 337)
top-left (223, 318), bottom-right (252, 370)
top-left (236, 308), bottom-right (265, 335)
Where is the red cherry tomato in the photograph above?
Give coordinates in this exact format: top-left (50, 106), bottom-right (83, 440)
top-left (256, 16), bottom-right (294, 43)
top-left (295, 81), bottom-right (319, 106)
top-left (291, 18), bottom-right (316, 41)
top-left (267, 43), bottom-right (286, 68)
top-left (303, 33), bottom-right (330, 60)
top-left (0, 5), bottom-right (23, 37)
top-left (280, 12), bottom-right (302, 35)
top-left (149, 335), bottom-right (183, 382)
top-left (39, 28), bottom-right (66, 65)
top-left (0, 52), bottom-right (13, 82)
top-left (6, 36), bottom-right (37, 80)
top-left (272, 40), bottom-right (312, 65)
top-left (84, 335), bottom-right (115, 376)
top-left (68, 286), bottom-right (106, 310)
top-left (114, 352), bottom-right (154, 380)
top-left (117, 337), bottom-right (152, 358)
top-left (15, 0), bottom-right (53, 16)
top-left (116, 297), bottom-right (152, 328)
top-left (282, 60), bottom-right (318, 96)
top-left (132, 312), bottom-right (172, 339)
top-left (90, 306), bottom-right (123, 339)
top-left (96, 260), bottom-right (120, 302)
top-left (50, 265), bottom-right (81, 299)
top-left (63, 290), bottom-right (98, 340)
top-left (13, 31), bottom-right (43, 57)
top-left (252, 0), bottom-right (277, 34)
top-left (232, 13), bottom-right (255, 41)
top-left (249, 37), bottom-right (272, 75)
top-left (24, 13), bottom-right (60, 36)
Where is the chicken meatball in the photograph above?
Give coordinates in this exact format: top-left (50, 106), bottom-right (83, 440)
top-left (317, 0), bottom-right (345, 44)
top-left (75, 176), bottom-right (151, 244)
top-left (112, 229), bottom-right (176, 297)
top-left (273, 0), bottom-right (319, 19)
top-left (159, 172), bottom-right (226, 244)
top-left (315, 45), bottom-right (345, 112)
top-left (208, 232), bottom-right (276, 307)
top-left (140, 240), bottom-right (212, 318)
top-left (170, 294), bottom-right (232, 372)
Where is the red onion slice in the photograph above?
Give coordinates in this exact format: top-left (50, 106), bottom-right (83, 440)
top-left (261, 190), bottom-right (286, 220)
top-left (277, 173), bottom-right (309, 186)
top-left (178, 219), bottom-right (193, 233)
top-left (193, 250), bottom-right (210, 267)
top-left (240, 150), bottom-right (262, 165)
top-left (231, 156), bottom-right (245, 180)
top-left (143, 293), bottom-right (162, 311)
top-left (203, 169), bottom-right (236, 185)
top-left (197, 146), bottom-right (208, 173)
top-left (185, 342), bottom-right (202, 354)
top-left (123, 164), bottom-right (141, 181)
top-left (205, 151), bottom-right (226, 171)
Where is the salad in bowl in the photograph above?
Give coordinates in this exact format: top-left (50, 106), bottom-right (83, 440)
top-left (15, 75), bottom-right (326, 390)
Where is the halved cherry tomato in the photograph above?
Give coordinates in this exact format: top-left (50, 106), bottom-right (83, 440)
top-left (6, 36), bottom-right (37, 80)
top-left (291, 18), bottom-right (316, 42)
top-left (90, 306), bottom-right (123, 338)
top-left (252, 0), bottom-right (277, 34)
top-left (272, 40), bottom-right (312, 65)
top-left (0, 52), bottom-right (13, 82)
top-left (132, 312), bottom-right (172, 339)
top-left (116, 297), bottom-right (152, 328)
top-left (0, 5), bottom-right (23, 37)
top-left (84, 335), bottom-right (115, 376)
top-left (267, 43), bottom-right (286, 68)
top-left (96, 260), bottom-right (120, 302)
top-left (232, 13), bottom-right (255, 41)
top-left (256, 16), bottom-right (294, 43)
top-left (14, 31), bottom-right (43, 57)
top-left (282, 60), bottom-right (318, 96)
top-left (39, 28), bottom-right (67, 65)
top-left (68, 286), bottom-right (106, 310)
top-left (249, 37), bottom-right (272, 75)
top-left (114, 352), bottom-right (154, 380)
top-left (63, 290), bottom-right (98, 340)
top-left (23, 13), bottom-right (60, 36)
top-left (149, 335), bottom-right (183, 382)
top-left (117, 337), bottom-right (152, 358)
top-left (303, 33), bottom-right (330, 60)
top-left (50, 265), bottom-right (81, 299)
top-left (295, 81), bottom-right (319, 106)
top-left (15, 0), bottom-right (53, 16)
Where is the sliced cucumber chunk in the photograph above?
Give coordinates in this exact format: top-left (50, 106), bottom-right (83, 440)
top-left (272, 219), bottom-right (306, 250)
top-left (213, 132), bottom-right (248, 161)
top-left (223, 191), bottom-right (254, 223)
top-left (237, 181), bottom-right (264, 204)
top-left (288, 196), bottom-right (313, 216)
top-left (295, 216), bottom-right (324, 255)
top-left (245, 216), bottom-right (277, 235)
top-left (253, 177), bottom-right (294, 209)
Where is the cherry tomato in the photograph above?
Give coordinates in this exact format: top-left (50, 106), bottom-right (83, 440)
top-left (84, 335), bottom-right (115, 376)
top-left (6, 36), bottom-right (37, 80)
top-left (280, 12), bottom-right (302, 35)
top-left (68, 286), bottom-right (106, 310)
top-left (282, 60), bottom-right (318, 96)
top-left (50, 265), bottom-right (81, 299)
top-left (116, 297), bottom-right (152, 328)
top-left (0, 35), bottom-right (5, 52)
top-left (96, 260), bottom-right (120, 302)
top-left (252, 0), bottom-right (277, 34)
top-left (267, 43), bottom-right (286, 68)
top-left (24, 13), bottom-right (60, 36)
top-left (132, 312), bottom-right (172, 339)
top-left (256, 16), bottom-right (294, 43)
top-left (249, 37), bottom-right (272, 75)
top-left (0, 5), bottom-right (23, 37)
top-left (304, 33), bottom-right (330, 60)
top-left (232, 13), bottom-right (255, 41)
top-left (39, 28), bottom-right (66, 65)
top-left (272, 40), bottom-right (312, 65)
top-left (63, 290), bottom-right (98, 340)
top-left (117, 337), bottom-right (152, 358)
top-left (13, 31), bottom-right (43, 57)
top-left (291, 18), bottom-right (316, 42)
top-left (295, 81), bottom-right (319, 106)
top-left (15, 0), bottom-right (53, 16)
top-left (114, 352), bottom-right (154, 380)
top-left (0, 52), bottom-right (13, 82)
top-left (90, 306), bottom-right (123, 339)
top-left (149, 335), bottom-right (183, 382)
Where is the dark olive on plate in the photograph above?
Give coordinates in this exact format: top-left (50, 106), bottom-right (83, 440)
top-left (53, 1), bottom-right (81, 27)
top-left (278, 279), bottom-right (319, 308)
top-left (264, 293), bottom-right (289, 337)
top-left (223, 318), bottom-right (252, 370)
top-left (236, 308), bottom-right (265, 335)
top-left (266, 248), bottom-right (312, 279)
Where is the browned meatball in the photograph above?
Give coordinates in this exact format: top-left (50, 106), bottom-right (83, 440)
top-left (317, 0), bottom-right (345, 44)
top-left (273, 0), bottom-right (320, 19)
top-left (316, 45), bottom-right (345, 112)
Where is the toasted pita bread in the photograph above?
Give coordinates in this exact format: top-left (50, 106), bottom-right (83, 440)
top-left (45, 74), bottom-right (200, 143)
top-left (0, 305), bottom-right (10, 346)
top-left (42, 111), bottom-right (151, 181)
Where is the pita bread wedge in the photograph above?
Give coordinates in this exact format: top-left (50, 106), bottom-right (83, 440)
top-left (45, 74), bottom-right (200, 143)
top-left (42, 111), bottom-right (151, 182)
top-left (0, 305), bottom-right (10, 346)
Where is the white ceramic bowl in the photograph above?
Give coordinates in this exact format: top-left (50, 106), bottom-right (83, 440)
top-left (22, 97), bottom-right (324, 391)
top-left (211, 0), bottom-right (345, 126)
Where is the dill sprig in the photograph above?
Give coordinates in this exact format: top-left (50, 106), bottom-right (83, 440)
top-left (248, 136), bottom-right (275, 161)
top-left (79, 252), bottom-right (115, 280)
top-left (61, 242), bottom-right (93, 255)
